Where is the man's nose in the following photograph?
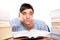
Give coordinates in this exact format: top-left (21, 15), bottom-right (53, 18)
top-left (26, 15), bottom-right (30, 19)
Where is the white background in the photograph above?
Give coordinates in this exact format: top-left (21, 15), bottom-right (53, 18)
top-left (0, 0), bottom-right (60, 30)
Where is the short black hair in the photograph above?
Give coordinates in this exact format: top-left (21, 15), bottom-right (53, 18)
top-left (20, 3), bottom-right (34, 13)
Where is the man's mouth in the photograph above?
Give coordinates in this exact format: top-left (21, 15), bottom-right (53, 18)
top-left (26, 20), bottom-right (30, 22)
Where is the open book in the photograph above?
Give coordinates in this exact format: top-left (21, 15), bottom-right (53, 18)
top-left (12, 29), bottom-right (50, 39)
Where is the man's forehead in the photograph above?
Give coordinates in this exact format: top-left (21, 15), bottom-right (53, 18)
top-left (21, 9), bottom-right (33, 12)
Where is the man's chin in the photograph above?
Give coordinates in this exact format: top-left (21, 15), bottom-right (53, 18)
top-left (25, 22), bottom-right (31, 25)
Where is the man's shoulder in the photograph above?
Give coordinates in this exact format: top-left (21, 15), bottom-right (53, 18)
top-left (33, 19), bottom-right (46, 25)
top-left (33, 19), bottom-right (50, 32)
top-left (10, 18), bottom-right (19, 22)
top-left (10, 18), bottom-right (21, 26)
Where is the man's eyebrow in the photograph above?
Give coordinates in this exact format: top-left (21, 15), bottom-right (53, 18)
top-left (30, 11), bottom-right (33, 13)
top-left (22, 12), bottom-right (26, 13)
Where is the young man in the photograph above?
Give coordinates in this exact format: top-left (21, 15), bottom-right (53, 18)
top-left (10, 3), bottom-right (50, 38)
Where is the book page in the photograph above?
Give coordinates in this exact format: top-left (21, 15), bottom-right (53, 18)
top-left (12, 29), bottom-right (50, 38)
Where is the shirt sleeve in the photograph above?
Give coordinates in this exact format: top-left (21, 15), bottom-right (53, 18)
top-left (35, 20), bottom-right (50, 32)
top-left (10, 18), bottom-right (20, 32)
top-left (41, 21), bottom-right (50, 32)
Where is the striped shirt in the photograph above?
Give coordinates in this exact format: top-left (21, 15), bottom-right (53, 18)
top-left (10, 18), bottom-right (50, 32)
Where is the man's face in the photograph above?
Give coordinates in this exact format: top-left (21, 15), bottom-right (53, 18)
top-left (19, 9), bottom-right (34, 25)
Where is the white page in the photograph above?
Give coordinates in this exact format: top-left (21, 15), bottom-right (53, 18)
top-left (12, 29), bottom-right (50, 38)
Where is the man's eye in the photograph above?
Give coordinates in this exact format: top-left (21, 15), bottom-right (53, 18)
top-left (30, 12), bottom-right (33, 15)
top-left (30, 13), bottom-right (33, 15)
top-left (22, 12), bottom-right (26, 15)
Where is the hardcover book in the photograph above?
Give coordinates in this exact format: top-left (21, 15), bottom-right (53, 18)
top-left (13, 29), bottom-right (50, 40)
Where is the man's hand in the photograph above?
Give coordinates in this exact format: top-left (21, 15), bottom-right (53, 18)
top-left (19, 13), bottom-right (23, 22)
